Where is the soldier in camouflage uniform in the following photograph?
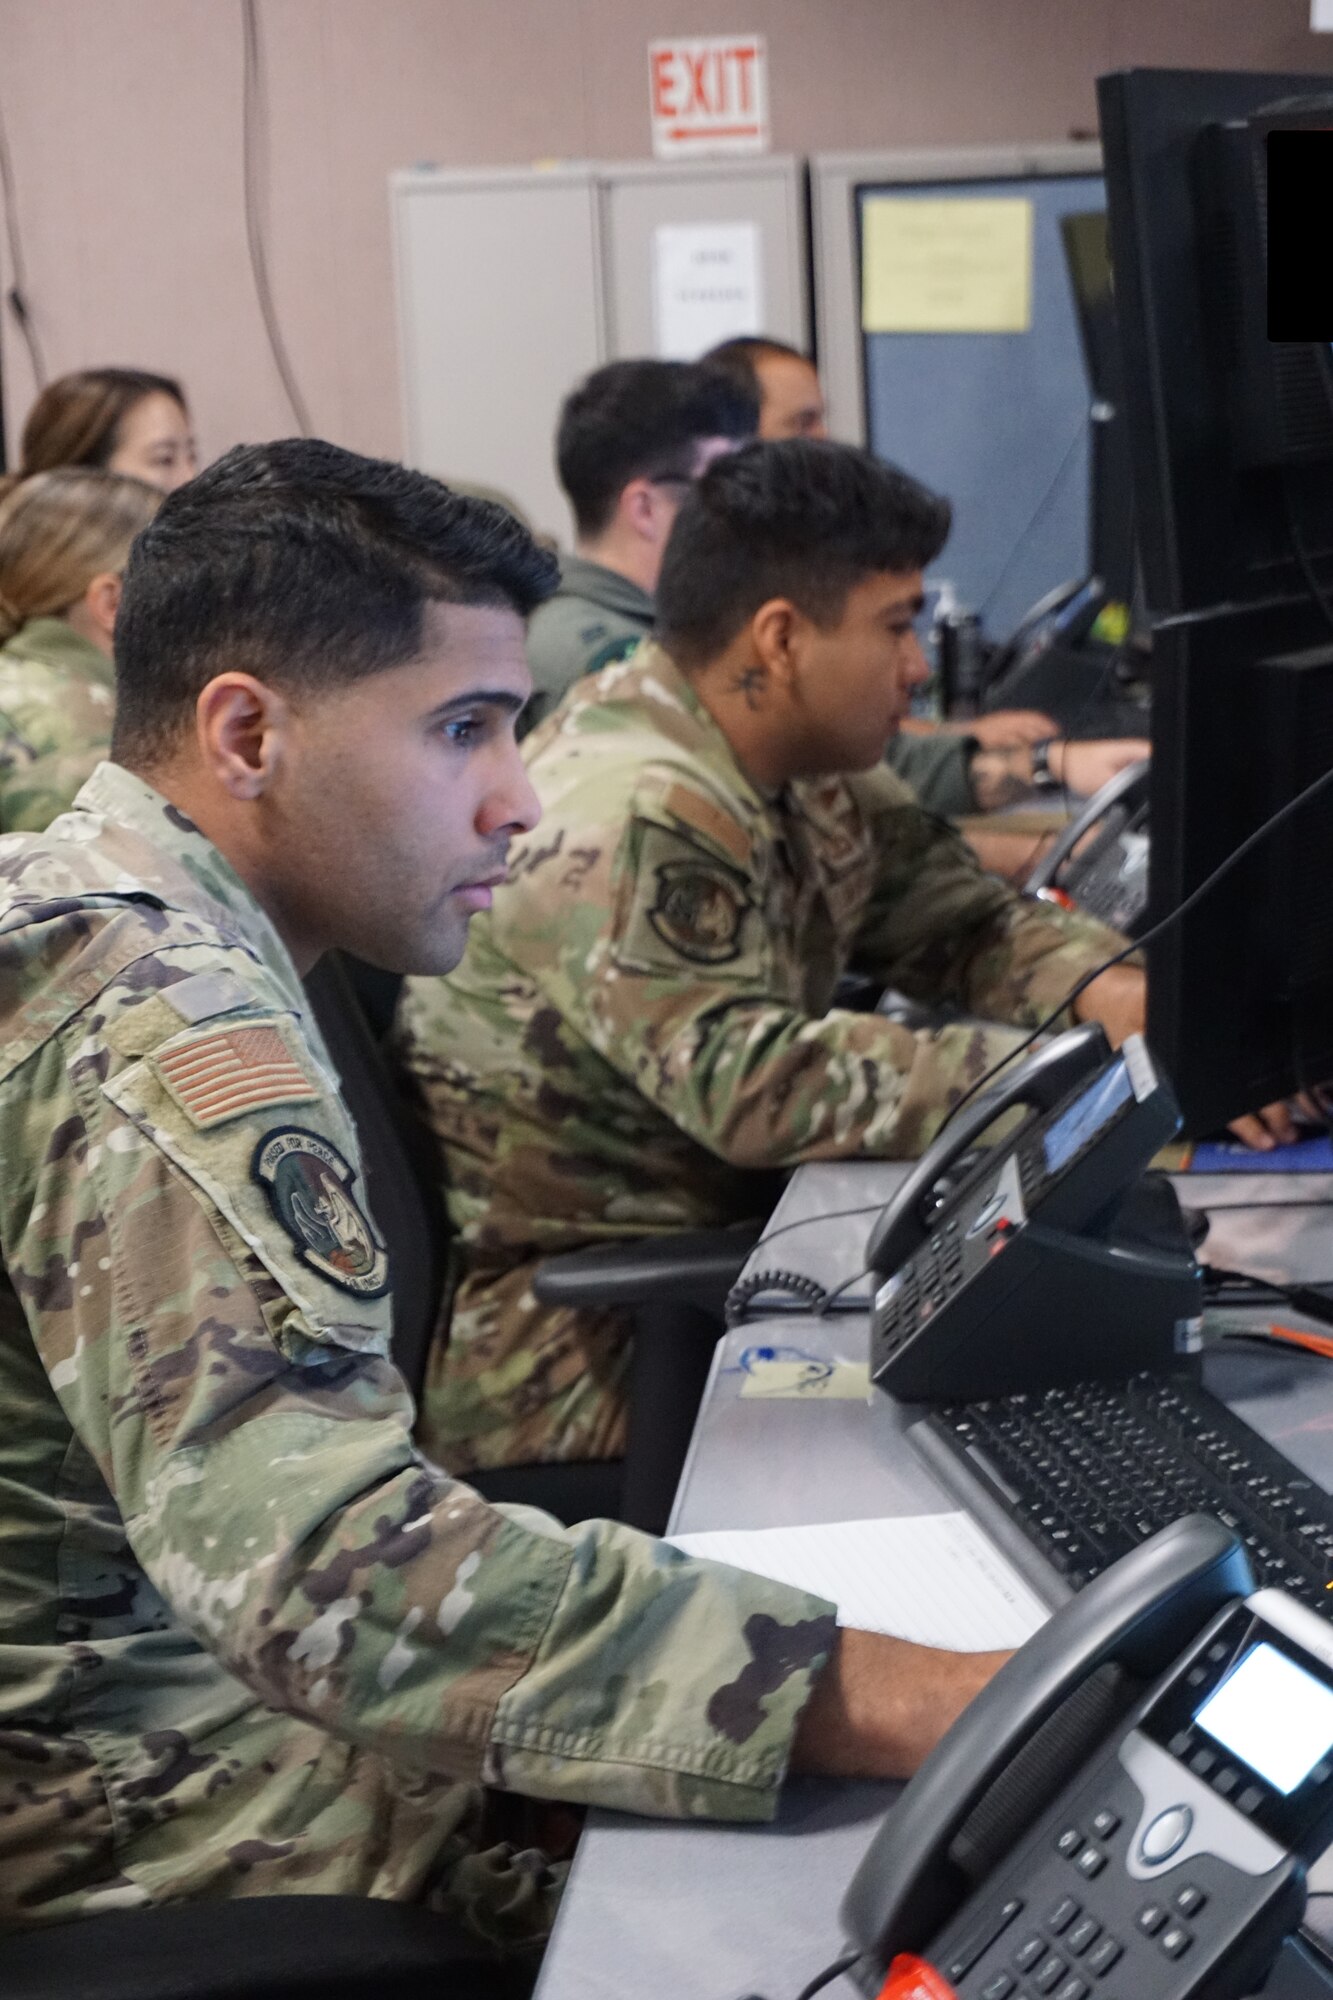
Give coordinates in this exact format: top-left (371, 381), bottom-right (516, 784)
top-left (396, 441), bottom-right (1146, 1472)
top-left (0, 467), bottom-right (161, 831)
top-left (0, 440), bottom-right (1004, 1947)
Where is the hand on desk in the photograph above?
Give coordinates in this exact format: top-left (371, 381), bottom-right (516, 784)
top-left (899, 710), bottom-right (1057, 750)
top-left (952, 709), bottom-right (1058, 750)
top-left (1049, 738), bottom-right (1151, 797)
top-left (1227, 1088), bottom-right (1333, 1153)
top-left (968, 737), bottom-right (1150, 812)
top-left (792, 1628), bottom-right (1010, 1781)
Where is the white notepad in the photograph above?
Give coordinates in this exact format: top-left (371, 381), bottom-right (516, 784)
top-left (672, 1512), bottom-right (1050, 1652)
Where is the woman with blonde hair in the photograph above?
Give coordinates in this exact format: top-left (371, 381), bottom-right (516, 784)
top-left (0, 468), bottom-right (160, 831)
top-left (19, 367), bottom-right (197, 492)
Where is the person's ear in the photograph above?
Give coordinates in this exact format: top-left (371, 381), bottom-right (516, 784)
top-left (618, 477), bottom-right (660, 544)
top-left (194, 673), bottom-right (291, 801)
top-left (749, 597), bottom-right (802, 696)
top-left (83, 570), bottom-right (122, 644)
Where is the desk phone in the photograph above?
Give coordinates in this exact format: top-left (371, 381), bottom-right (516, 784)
top-left (866, 1024), bottom-right (1201, 1403)
top-left (1026, 760), bottom-right (1150, 939)
top-left (843, 1519), bottom-right (1333, 2000)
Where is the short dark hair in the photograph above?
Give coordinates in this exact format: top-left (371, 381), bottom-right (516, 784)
top-left (112, 438), bottom-right (558, 766)
top-left (700, 336), bottom-right (808, 403)
top-left (555, 359), bottom-right (758, 538)
top-left (656, 438), bottom-right (951, 669)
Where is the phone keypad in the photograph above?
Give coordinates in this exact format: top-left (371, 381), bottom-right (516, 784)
top-left (958, 1819), bottom-right (1132, 1997)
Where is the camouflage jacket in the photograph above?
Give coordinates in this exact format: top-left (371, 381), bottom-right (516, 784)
top-left (0, 762), bottom-right (836, 1935)
top-left (395, 644), bottom-right (1128, 1471)
top-left (0, 616), bottom-right (116, 833)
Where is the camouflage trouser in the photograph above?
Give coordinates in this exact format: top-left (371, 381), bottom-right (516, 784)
top-left (0, 1701), bottom-right (567, 1957)
top-left (415, 1259), bottom-right (632, 1472)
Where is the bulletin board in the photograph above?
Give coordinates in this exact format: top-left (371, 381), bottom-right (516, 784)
top-left (856, 171), bottom-right (1104, 642)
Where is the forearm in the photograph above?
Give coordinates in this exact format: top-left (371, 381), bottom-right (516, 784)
top-left (148, 1410), bottom-right (837, 1819)
top-left (58, 1104), bottom-right (826, 1817)
top-left (609, 993), bottom-right (1032, 1169)
top-left (957, 817), bottom-right (1065, 885)
top-left (791, 1628), bottom-right (1009, 1780)
top-left (956, 898), bottom-right (1131, 1031)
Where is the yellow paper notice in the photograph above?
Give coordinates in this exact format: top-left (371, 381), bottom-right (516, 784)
top-left (862, 196), bottom-right (1033, 334)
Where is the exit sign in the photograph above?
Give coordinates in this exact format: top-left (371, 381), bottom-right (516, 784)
top-left (649, 36), bottom-right (769, 158)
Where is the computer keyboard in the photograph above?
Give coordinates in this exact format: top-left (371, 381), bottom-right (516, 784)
top-left (915, 1373), bottom-right (1333, 1612)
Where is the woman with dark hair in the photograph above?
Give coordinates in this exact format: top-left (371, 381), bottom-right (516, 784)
top-left (19, 367), bottom-right (197, 491)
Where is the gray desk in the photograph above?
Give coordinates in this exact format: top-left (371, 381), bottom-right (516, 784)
top-left (536, 1164), bottom-right (1333, 2000)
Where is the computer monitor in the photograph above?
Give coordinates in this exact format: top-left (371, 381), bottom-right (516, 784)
top-left (1098, 67), bottom-right (1333, 619)
top-left (1099, 67), bottom-right (1333, 1134)
top-left (1146, 598), bottom-right (1333, 1136)
top-left (1059, 211), bottom-right (1136, 606)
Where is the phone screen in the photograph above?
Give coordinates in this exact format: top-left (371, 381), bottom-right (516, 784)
top-left (1194, 1641), bottom-right (1333, 1794)
top-left (1042, 1058), bottom-right (1134, 1176)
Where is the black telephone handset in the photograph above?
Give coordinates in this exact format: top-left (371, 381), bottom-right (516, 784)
top-left (865, 1022), bottom-right (1110, 1278)
top-left (1026, 757), bottom-right (1151, 939)
top-left (842, 1515), bottom-right (1254, 1987)
top-left (864, 1025), bottom-right (1200, 1403)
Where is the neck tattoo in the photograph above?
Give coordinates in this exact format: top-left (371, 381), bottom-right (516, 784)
top-left (729, 665), bottom-right (766, 712)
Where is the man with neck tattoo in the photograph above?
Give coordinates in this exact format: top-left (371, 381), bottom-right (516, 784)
top-left (395, 440), bottom-right (1146, 1476)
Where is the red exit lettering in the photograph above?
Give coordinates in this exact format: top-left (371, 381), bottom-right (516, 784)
top-left (649, 37), bottom-right (767, 152)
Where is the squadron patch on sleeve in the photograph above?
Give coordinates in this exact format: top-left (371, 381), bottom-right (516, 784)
top-left (647, 858), bottom-right (750, 965)
top-left (252, 1127), bottom-right (390, 1297)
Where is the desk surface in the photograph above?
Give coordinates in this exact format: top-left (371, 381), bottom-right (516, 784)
top-left (535, 1164), bottom-right (1333, 2000)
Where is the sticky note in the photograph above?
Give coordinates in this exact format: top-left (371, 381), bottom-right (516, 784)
top-left (739, 1359), bottom-right (870, 1400)
top-left (862, 196), bottom-right (1033, 334)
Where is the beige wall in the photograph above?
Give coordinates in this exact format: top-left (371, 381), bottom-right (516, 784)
top-left (0, 0), bottom-right (1327, 468)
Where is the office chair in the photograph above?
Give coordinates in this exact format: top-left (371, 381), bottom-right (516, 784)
top-left (306, 955), bottom-right (755, 1534)
top-left (0, 1897), bottom-right (532, 2000)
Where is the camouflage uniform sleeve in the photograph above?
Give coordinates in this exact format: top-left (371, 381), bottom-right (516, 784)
top-left (2, 958), bottom-right (834, 1822)
top-left (844, 766), bottom-right (1134, 1031)
top-left (514, 787), bottom-right (1037, 1165)
top-left (0, 670), bottom-right (114, 834)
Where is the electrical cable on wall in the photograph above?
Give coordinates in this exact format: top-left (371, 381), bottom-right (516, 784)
top-left (241, 0), bottom-right (313, 436)
top-left (0, 85), bottom-right (47, 399)
top-left (977, 414), bottom-right (1085, 622)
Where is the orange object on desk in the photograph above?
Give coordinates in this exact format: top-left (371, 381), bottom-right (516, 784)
top-left (876, 1955), bottom-right (959, 2000)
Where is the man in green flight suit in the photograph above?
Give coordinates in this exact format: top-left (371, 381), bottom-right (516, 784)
top-left (523, 358), bottom-right (757, 734)
top-left (0, 439), bottom-right (1007, 1957)
top-left (395, 439), bottom-right (1148, 1476)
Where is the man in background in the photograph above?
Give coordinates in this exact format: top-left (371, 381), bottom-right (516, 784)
top-left (703, 335), bottom-right (1148, 856)
top-left (397, 439), bottom-right (1145, 1478)
top-left (523, 359), bottom-right (756, 732)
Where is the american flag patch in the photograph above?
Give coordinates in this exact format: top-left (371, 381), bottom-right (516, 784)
top-left (152, 1021), bottom-right (321, 1130)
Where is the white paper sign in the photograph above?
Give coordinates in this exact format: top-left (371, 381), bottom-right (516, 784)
top-left (649, 35), bottom-right (768, 158)
top-left (1314, 0), bottom-right (1333, 30)
top-left (652, 221), bottom-right (764, 359)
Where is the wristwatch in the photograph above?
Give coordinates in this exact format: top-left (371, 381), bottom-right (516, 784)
top-left (1029, 737), bottom-right (1063, 792)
